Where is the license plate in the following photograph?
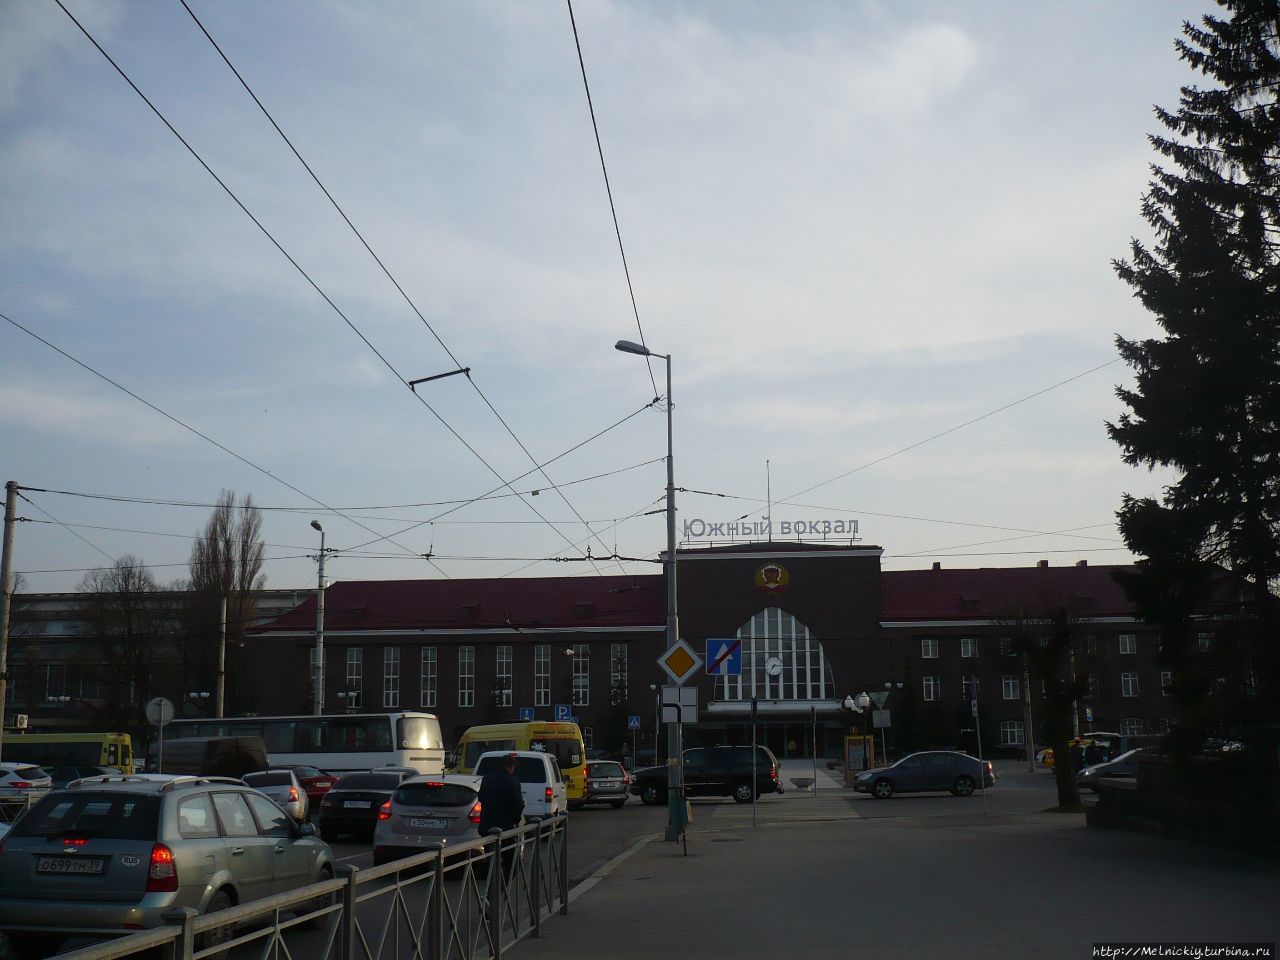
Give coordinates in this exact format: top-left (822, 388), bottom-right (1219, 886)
top-left (409, 818), bottom-right (447, 829)
top-left (316, 782), bottom-right (332, 788)
top-left (596, 781), bottom-right (619, 789)
top-left (37, 856), bottom-right (106, 876)
top-left (345, 800), bottom-right (372, 809)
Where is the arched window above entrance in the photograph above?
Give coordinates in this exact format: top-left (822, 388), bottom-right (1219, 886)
top-left (716, 607), bottom-right (836, 703)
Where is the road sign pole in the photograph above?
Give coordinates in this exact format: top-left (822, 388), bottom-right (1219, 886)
top-left (751, 696), bottom-right (758, 828)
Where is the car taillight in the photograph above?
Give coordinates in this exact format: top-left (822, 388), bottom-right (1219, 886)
top-left (147, 843), bottom-right (178, 893)
top-left (11, 782), bottom-right (30, 789)
top-left (469, 802), bottom-right (481, 825)
top-left (61, 837), bottom-right (90, 847)
top-left (545, 786), bottom-right (553, 801)
top-left (769, 766), bottom-right (778, 781)
top-left (289, 786), bottom-right (299, 803)
top-left (378, 801), bottom-right (391, 821)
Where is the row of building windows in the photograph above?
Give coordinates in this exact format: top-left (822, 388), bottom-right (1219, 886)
top-left (334, 643), bottom-right (628, 710)
top-left (921, 633), bottom-right (1218, 660)
top-left (993, 716), bottom-right (1149, 746)
top-left (933, 669), bottom-right (1256, 703)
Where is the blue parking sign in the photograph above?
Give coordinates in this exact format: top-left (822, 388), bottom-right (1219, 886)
top-left (554, 704), bottom-right (573, 721)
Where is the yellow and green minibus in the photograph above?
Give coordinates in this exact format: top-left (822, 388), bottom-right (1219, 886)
top-left (449, 721), bottom-right (588, 804)
top-left (1, 732), bottom-right (133, 772)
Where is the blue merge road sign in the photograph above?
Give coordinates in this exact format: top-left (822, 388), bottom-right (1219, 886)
top-left (554, 704), bottom-right (573, 721)
top-left (706, 638), bottom-right (742, 676)
top-left (627, 715), bottom-right (642, 730)
top-left (519, 707), bottom-right (535, 721)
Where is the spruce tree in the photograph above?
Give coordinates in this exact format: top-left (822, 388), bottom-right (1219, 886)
top-left (1109, 0), bottom-right (1280, 732)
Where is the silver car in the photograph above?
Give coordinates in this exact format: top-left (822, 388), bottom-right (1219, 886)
top-left (372, 775), bottom-right (482, 866)
top-left (852, 751), bottom-right (996, 798)
top-left (0, 763), bottom-right (52, 816)
top-left (0, 774), bottom-right (334, 959)
top-left (243, 769), bottom-right (309, 821)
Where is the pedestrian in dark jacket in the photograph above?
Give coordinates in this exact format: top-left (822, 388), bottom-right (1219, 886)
top-left (478, 754), bottom-right (524, 836)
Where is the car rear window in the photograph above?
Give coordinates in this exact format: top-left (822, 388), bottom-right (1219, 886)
top-left (396, 782), bottom-right (477, 807)
top-left (12, 766), bottom-right (46, 780)
top-left (476, 756), bottom-right (550, 784)
top-left (588, 762), bottom-right (623, 778)
top-left (244, 772), bottom-right (292, 787)
top-left (334, 773), bottom-right (400, 790)
top-left (289, 766), bottom-right (323, 779)
top-left (13, 792), bottom-right (160, 841)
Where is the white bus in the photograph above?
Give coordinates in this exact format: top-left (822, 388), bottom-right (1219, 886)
top-left (162, 712), bottom-right (445, 774)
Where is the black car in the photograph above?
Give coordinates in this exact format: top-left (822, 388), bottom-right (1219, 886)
top-left (631, 745), bottom-right (781, 805)
top-left (318, 770), bottom-right (412, 841)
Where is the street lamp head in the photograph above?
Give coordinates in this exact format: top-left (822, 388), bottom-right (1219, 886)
top-left (614, 339), bottom-right (650, 357)
top-left (310, 520), bottom-right (323, 532)
top-left (855, 692), bottom-right (872, 711)
top-left (842, 694), bottom-right (856, 712)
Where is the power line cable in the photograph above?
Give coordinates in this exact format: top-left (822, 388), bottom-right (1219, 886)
top-left (564, 0), bottom-right (659, 398)
top-left (736, 357), bottom-right (1124, 520)
top-left (1, 310), bottom-right (448, 578)
top-left (177, 0), bottom-right (630, 574)
top-left (500, 493), bottom-right (666, 579)
top-left (18, 493), bottom-right (116, 566)
top-left (22, 456), bottom-right (664, 515)
top-left (52, 2), bottom-right (597, 575)
top-left (894, 523), bottom-right (1121, 559)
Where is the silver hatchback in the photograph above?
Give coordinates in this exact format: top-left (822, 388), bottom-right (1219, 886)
top-left (243, 769), bottom-right (309, 821)
top-left (372, 775), bottom-right (482, 866)
top-left (0, 774), bottom-right (334, 959)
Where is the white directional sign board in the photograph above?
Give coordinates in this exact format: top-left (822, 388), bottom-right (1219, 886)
top-left (660, 685), bottom-right (698, 724)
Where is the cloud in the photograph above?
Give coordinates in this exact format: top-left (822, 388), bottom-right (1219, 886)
top-left (0, 380), bottom-right (194, 450)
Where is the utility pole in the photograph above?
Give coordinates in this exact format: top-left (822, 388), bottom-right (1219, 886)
top-left (216, 596), bottom-right (227, 719)
top-left (0, 481), bottom-right (19, 763)
top-left (1023, 652), bottom-right (1036, 773)
top-left (311, 522), bottom-right (328, 716)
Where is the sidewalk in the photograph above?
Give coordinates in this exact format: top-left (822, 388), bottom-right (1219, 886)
top-left (513, 782), bottom-right (1278, 960)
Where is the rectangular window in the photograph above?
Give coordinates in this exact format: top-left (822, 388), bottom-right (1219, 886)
top-left (1120, 717), bottom-right (1144, 737)
top-left (1119, 634), bottom-right (1136, 655)
top-left (534, 645), bottom-right (550, 707)
top-left (961, 675), bottom-right (979, 699)
top-left (1197, 632), bottom-right (1212, 652)
top-left (44, 664), bottom-right (67, 701)
top-left (610, 643), bottom-right (628, 705)
top-left (382, 647), bottom-right (400, 709)
top-left (922, 676), bottom-right (940, 701)
top-left (960, 638), bottom-right (977, 658)
top-left (999, 720), bottom-right (1024, 746)
top-left (572, 644), bottom-right (589, 707)
top-left (1121, 672), bottom-right (1139, 698)
top-left (1160, 671), bottom-right (1171, 696)
top-left (1001, 675), bottom-right (1020, 700)
top-left (1086, 673), bottom-right (1099, 700)
top-left (420, 647), bottom-right (437, 708)
top-left (345, 648), bottom-right (363, 709)
top-left (458, 646), bottom-right (475, 708)
top-left (495, 645), bottom-right (513, 707)
top-left (999, 638), bottom-right (1014, 657)
top-left (920, 638), bottom-right (939, 659)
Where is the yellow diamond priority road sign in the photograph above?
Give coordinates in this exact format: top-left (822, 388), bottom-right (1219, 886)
top-left (658, 638), bottom-right (703, 685)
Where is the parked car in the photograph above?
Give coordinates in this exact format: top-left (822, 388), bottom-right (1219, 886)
top-left (475, 751), bottom-right (567, 820)
top-left (243, 769), bottom-right (309, 821)
top-left (319, 770), bottom-right (413, 842)
top-left (1076, 748), bottom-right (1150, 792)
top-left (631, 745), bottom-right (782, 805)
top-left (44, 766), bottom-right (118, 789)
top-left (278, 765), bottom-right (337, 806)
top-left (581, 760), bottom-right (630, 809)
top-left (372, 775), bottom-right (483, 865)
top-left (0, 773), bottom-right (334, 959)
top-left (0, 763), bottom-right (52, 812)
top-left (853, 751), bottom-right (995, 798)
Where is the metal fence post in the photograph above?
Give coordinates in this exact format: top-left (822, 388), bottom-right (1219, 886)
top-left (488, 834), bottom-right (504, 960)
top-left (162, 907), bottom-right (197, 960)
top-left (429, 850), bottom-right (445, 960)
top-left (530, 820), bottom-right (542, 937)
top-left (558, 815), bottom-right (569, 916)
top-left (338, 863), bottom-right (360, 960)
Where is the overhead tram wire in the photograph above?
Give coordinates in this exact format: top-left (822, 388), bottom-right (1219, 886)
top-left (18, 493), bottom-right (117, 567)
top-left (53, 3), bottom-right (603, 578)
top-left (893, 522), bottom-right (1122, 559)
top-left (177, 0), bottom-right (628, 576)
top-left (730, 357), bottom-right (1124, 523)
top-left (1, 310), bottom-right (448, 579)
top-left (499, 493), bottom-right (667, 579)
top-left (23, 455), bottom-right (664, 516)
top-left (565, 0), bottom-right (659, 399)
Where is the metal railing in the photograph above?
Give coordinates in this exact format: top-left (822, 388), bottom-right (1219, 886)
top-left (54, 814), bottom-right (569, 960)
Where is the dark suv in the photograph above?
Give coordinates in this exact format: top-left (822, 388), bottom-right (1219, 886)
top-left (631, 746), bottom-right (781, 805)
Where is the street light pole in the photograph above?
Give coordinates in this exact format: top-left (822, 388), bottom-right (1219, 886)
top-left (616, 340), bottom-right (684, 842)
top-left (311, 521), bottom-right (327, 717)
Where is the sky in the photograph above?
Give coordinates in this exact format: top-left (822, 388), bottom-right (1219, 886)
top-left (1, 0), bottom-right (1210, 595)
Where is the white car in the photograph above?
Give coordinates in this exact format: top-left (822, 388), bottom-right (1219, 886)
top-left (0, 763), bottom-right (51, 812)
top-left (475, 751), bottom-right (567, 820)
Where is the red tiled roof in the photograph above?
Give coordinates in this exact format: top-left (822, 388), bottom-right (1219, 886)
top-left (880, 563), bottom-right (1141, 621)
top-left (250, 575), bottom-right (665, 633)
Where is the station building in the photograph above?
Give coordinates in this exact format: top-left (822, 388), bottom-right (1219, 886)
top-left (245, 542), bottom-right (1251, 760)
